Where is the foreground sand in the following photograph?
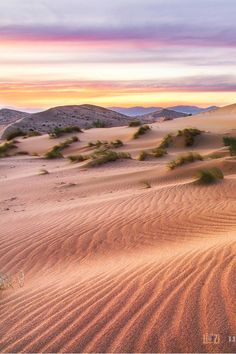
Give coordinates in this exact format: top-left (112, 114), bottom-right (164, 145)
top-left (1, 105), bottom-right (236, 353)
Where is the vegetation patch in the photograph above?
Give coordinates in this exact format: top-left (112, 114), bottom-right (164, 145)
top-left (6, 129), bottom-right (41, 140)
top-left (158, 134), bottom-right (173, 149)
top-left (87, 149), bottom-right (131, 167)
top-left (138, 147), bottom-right (167, 161)
top-left (27, 131), bottom-right (41, 137)
top-left (196, 167), bottom-right (224, 185)
top-left (45, 136), bottom-right (79, 159)
top-left (168, 152), bottom-right (203, 170)
top-left (138, 150), bottom-right (149, 161)
top-left (68, 154), bottom-right (90, 163)
top-left (151, 147), bottom-right (167, 158)
top-left (133, 125), bottom-right (151, 139)
top-left (49, 126), bottom-right (82, 138)
top-left (223, 136), bottom-right (236, 156)
top-left (128, 120), bottom-right (142, 127)
top-left (0, 141), bottom-right (17, 157)
top-left (207, 152), bottom-right (224, 159)
top-left (177, 128), bottom-right (201, 147)
top-left (88, 139), bottom-right (123, 149)
top-left (92, 119), bottom-right (107, 128)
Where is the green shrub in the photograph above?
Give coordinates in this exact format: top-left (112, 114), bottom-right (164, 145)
top-left (49, 126), bottom-right (82, 138)
top-left (152, 147), bottom-right (167, 158)
top-left (92, 119), bottom-right (107, 128)
top-left (168, 152), bottom-right (203, 170)
top-left (223, 136), bottom-right (236, 156)
top-left (87, 149), bottom-right (131, 167)
top-left (158, 134), bottom-right (173, 149)
top-left (177, 128), bottom-right (201, 147)
top-left (5, 129), bottom-right (25, 141)
top-left (196, 167), bottom-right (224, 184)
top-left (133, 125), bottom-right (150, 139)
top-left (27, 131), bottom-right (41, 137)
top-left (117, 152), bottom-right (131, 159)
top-left (68, 154), bottom-right (89, 163)
top-left (223, 136), bottom-right (236, 146)
top-left (129, 120), bottom-right (142, 127)
top-left (0, 141), bottom-right (17, 157)
top-left (45, 148), bottom-right (63, 159)
top-left (138, 151), bottom-right (149, 161)
top-left (208, 152), bottom-right (224, 159)
top-left (88, 140), bottom-right (104, 148)
top-left (45, 137), bottom-right (78, 159)
top-left (110, 139), bottom-right (124, 148)
top-left (88, 139), bottom-right (123, 149)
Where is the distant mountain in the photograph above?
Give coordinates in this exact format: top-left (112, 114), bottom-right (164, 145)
top-left (1, 104), bottom-right (131, 139)
top-left (0, 108), bottom-right (29, 125)
top-left (168, 105), bottom-right (219, 115)
top-left (111, 105), bottom-right (219, 116)
top-left (137, 109), bottom-right (188, 123)
top-left (110, 106), bottom-right (162, 117)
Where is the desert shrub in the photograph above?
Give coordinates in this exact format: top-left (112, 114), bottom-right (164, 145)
top-left (0, 141), bottom-right (17, 157)
top-left (168, 152), bottom-right (203, 170)
top-left (68, 154), bottom-right (89, 163)
top-left (27, 131), bottom-right (41, 137)
top-left (88, 150), bottom-right (119, 167)
top-left (133, 125), bottom-right (150, 139)
top-left (110, 139), bottom-right (124, 148)
top-left (45, 147), bottom-right (63, 159)
top-left (223, 136), bottom-right (236, 156)
top-left (129, 120), bottom-right (142, 127)
top-left (138, 151), bottom-right (149, 161)
top-left (210, 167), bottom-right (224, 179)
top-left (223, 136), bottom-right (236, 146)
top-left (92, 119), bottom-right (107, 128)
top-left (229, 142), bottom-right (236, 156)
top-left (88, 140), bottom-right (104, 148)
top-left (49, 126), bottom-right (82, 138)
top-left (208, 152), bottom-right (224, 159)
top-left (70, 136), bottom-right (79, 142)
top-left (152, 147), bottom-right (167, 158)
top-left (117, 152), bottom-right (131, 159)
top-left (158, 134), bottom-right (173, 149)
top-left (88, 139), bottom-right (123, 149)
top-left (177, 128), bottom-right (201, 147)
top-left (5, 129), bottom-right (25, 141)
top-left (196, 167), bottom-right (224, 185)
top-left (87, 149), bottom-right (131, 167)
top-left (45, 137), bottom-right (78, 159)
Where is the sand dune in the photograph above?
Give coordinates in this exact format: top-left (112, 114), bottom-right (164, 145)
top-left (1, 104), bottom-right (236, 353)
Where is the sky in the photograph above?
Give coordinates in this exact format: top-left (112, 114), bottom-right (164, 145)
top-left (0, 0), bottom-right (236, 111)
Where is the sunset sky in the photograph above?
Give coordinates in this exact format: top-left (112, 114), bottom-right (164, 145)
top-left (0, 0), bottom-right (235, 111)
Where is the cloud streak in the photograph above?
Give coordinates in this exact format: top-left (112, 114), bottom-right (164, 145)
top-left (1, 24), bottom-right (236, 48)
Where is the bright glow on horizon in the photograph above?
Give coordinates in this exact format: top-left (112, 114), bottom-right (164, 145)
top-left (0, 0), bottom-right (235, 110)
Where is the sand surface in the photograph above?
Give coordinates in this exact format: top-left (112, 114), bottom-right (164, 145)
top-left (1, 105), bottom-right (236, 353)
